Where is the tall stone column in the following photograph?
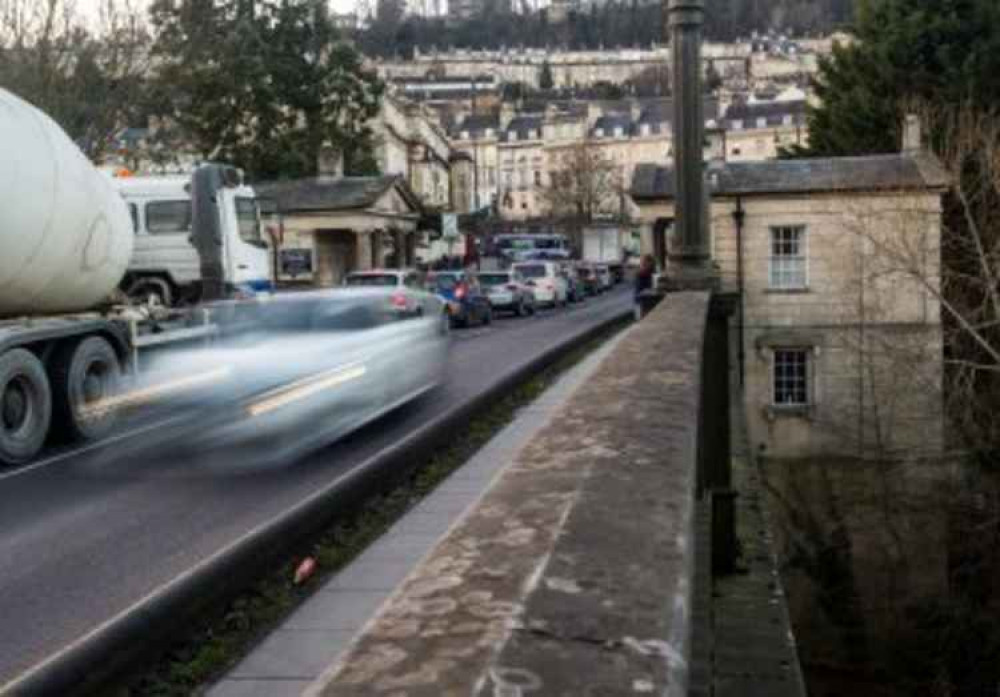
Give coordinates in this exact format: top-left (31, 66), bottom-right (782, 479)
top-left (666, 0), bottom-right (715, 288)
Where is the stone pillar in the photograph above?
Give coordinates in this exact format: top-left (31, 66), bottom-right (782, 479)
top-left (394, 229), bottom-right (405, 269)
top-left (666, 0), bottom-right (715, 290)
top-left (371, 231), bottom-right (382, 269)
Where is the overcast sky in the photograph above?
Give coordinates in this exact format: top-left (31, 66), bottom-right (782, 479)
top-left (75, 0), bottom-right (361, 25)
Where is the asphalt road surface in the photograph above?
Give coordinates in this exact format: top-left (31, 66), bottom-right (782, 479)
top-left (0, 288), bottom-right (631, 686)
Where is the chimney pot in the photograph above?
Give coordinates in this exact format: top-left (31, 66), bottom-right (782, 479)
top-left (317, 145), bottom-right (344, 179)
top-left (902, 114), bottom-right (922, 154)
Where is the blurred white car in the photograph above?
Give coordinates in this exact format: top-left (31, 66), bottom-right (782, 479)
top-left (128, 288), bottom-right (449, 466)
top-left (511, 261), bottom-right (568, 308)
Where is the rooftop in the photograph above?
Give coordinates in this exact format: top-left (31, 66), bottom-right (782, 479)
top-left (255, 175), bottom-right (416, 213)
top-left (631, 152), bottom-right (951, 200)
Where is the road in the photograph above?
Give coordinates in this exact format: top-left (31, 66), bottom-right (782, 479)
top-left (0, 288), bottom-right (631, 686)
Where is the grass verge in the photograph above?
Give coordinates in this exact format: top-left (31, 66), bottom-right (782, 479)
top-left (111, 323), bottom-right (625, 697)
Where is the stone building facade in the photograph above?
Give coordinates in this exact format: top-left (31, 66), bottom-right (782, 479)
top-left (631, 152), bottom-right (949, 460)
top-left (256, 175), bottom-right (423, 287)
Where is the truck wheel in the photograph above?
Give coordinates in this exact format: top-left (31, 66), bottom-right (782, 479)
top-left (51, 337), bottom-right (122, 442)
top-left (0, 349), bottom-right (52, 465)
top-left (126, 277), bottom-right (173, 307)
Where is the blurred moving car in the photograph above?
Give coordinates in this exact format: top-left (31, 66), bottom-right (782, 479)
top-left (575, 263), bottom-right (602, 296)
top-left (477, 270), bottom-right (536, 316)
top-left (128, 288), bottom-right (449, 467)
top-left (427, 270), bottom-right (492, 328)
top-left (511, 261), bottom-right (568, 308)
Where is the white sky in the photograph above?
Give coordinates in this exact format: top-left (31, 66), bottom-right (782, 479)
top-left (75, 0), bottom-right (361, 25)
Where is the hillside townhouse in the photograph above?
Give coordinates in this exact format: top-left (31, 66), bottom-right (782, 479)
top-left (372, 96), bottom-right (454, 212)
top-left (631, 142), bottom-right (948, 460)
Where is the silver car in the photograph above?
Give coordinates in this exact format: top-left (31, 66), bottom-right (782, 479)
top-left (477, 270), bottom-right (537, 316)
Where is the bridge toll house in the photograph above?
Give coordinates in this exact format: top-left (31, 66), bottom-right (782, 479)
top-left (256, 173), bottom-right (423, 288)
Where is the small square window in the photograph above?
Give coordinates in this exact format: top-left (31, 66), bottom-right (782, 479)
top-left (773, 349), bottom-right (810, 406)
top-left (769, 226), bottom-right (807, 289)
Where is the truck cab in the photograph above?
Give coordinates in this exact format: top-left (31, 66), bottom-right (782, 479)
top-left (115, 172), bottom-right (272, 305)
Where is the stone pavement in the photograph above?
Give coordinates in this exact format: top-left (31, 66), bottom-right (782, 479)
top-left (206, 315), bottom-right (634, 697)
top-left (304, 292), bottom-right (711, 697)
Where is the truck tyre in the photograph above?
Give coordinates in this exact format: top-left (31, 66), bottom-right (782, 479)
top-left (126, 276), bottom-right (173, 307)
top-left (0, 349), bottom-right (52, 465)
top-left (51, 337), bottom-right (122, 443)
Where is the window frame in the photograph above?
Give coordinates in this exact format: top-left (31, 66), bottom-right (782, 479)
top-left (771, 347), bottom-right (811, 408)
top-left (768, 225), bottom-right (808, 291)
top-left (145, 200), bottom-right (192, 235)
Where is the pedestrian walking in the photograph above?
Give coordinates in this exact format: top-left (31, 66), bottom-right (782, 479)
top-left (634, 254), bottom-right (655, 320)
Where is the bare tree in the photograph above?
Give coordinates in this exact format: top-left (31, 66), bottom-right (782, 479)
top-left (0, 0), bottom-right (152, 161)
top-left (542, 140), bottom-right (622, 221)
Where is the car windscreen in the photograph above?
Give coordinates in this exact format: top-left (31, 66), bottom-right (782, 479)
top-left (431, 274), bottom-right (461, 290)
top-left (345, 275), bottom-right (398, 287)
top-left (478, 274), bottom-right (510, 286)
top-left (515, 265), bottom-right (546, 279)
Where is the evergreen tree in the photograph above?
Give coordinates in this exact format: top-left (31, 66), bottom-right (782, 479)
top-left (151, 0), bottom-right (384, 180)
top-left (798, 0), bottom-right (1000, 157)
top-left (539, 61), bottom-right (554, 90)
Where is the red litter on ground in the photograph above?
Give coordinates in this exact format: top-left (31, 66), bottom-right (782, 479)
top-left (294, 557), bottom-right (317, 585)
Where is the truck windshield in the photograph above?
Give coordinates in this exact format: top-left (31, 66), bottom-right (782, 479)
top-left (236, 197), bottom-right (264, 246)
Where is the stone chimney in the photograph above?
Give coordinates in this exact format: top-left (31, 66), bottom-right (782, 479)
top-left (630, 98), bottom-right (642, 123)
top-left (317, 144), bottom-right (344, 180)
top-left (586, 101), bottom-right (603, 128)
top-left (499, 101), bottom-right (517, 131)
top-left (902, 113), bottom-right (922, 154)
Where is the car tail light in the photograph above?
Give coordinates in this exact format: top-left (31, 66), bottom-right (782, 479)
top-left (391, 291), bottom-right (408, 309)
top-left (455, 283), bottom-right (467, 299)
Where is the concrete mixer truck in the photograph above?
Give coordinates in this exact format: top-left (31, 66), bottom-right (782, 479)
top-left (0, 88), bottom-right (273, 466)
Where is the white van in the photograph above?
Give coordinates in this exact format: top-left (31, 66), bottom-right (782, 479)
top-left (511, 261), bottom-right (569, 308)
top-left (114, 172), bottom-right (272, 305)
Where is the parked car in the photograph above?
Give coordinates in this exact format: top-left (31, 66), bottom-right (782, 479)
top-left (575, 263), bottom-right (602, 296)
top-left (594, 264), bottom-right (614, 292)
top-left (560, 264), bottom-right (587, 304)
top-left (132, 288), bottom-right (450, 467)
top-left (476, 270), bottom-right (536, 316)
top-left (343, 269), bottom-right (426, 315)
top-left (511, 261), bottom-right (569, 308)
top-left (427, 270), bottom-right (492, 327)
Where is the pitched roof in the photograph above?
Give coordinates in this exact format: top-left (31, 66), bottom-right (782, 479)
top-left (630, 153), bottom-right (951, 201)
top-left (591, 113), bottom-right (634, 137)
top-left (725, 99), bottom-right (807, 119)
top-left (452, 111), bottom-right (500, 137)
top-left (255, 175), bottom-right (419, 214)
top-left (502, 115), bottom-right (544, 142)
